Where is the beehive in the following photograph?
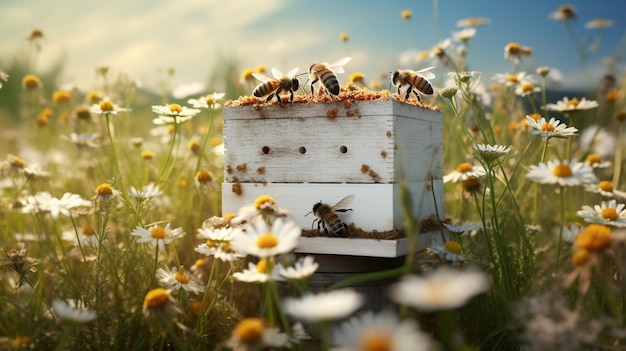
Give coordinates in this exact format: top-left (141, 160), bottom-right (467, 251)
top-left (222, 93), bottom-right (443, 257)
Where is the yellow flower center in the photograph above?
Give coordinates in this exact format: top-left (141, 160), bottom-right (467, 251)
top-left (528, 113), bottom-right (542, 122)
top-left (10, 156), bottom-right (25, 168)
top-left (22, 74), bottom-right (41, 89)
top-left (606, 89), bottom-right (619, 103)
top-left (151, 227), bottom-right (167, 239)
top-left (99, 100), bottom-right (114, 112)
top-left (234, 318), bottom-right (265, 344)
top-left (82, 225), bottom-right (96, 236)
top-left (224, 213), bottom-right (236, 221)
top-left (86, 90), bottom-right (103, 104)
top-left (465, 17), bottom-right (483, 26)
top-left (571, 248), bottom-right (590, 266)
top-left (188, 140), bottom-right (200, 153)
top-left (566, 99), bottom-right (580, 108)
top-left (506, 42), bottom-right (522, 54)
top-left (141, 150), bottom-right (155, 160)
top-left (576, 224), bottom-right (612, 252)
top-left (29, 28), bottom-right (44, 39)
top-left (52, 90), bottom-right (71, 104)
top-left (240, 68), bottom-right (255, 81)
top-left (601, 208), bottom-right (619, 221)
top-left (443, 241), bottom-right (462, 254)
top-left (256, 233), bottom-right (279, 249)
top-left (521, 83), bottom-right (535, 93)
top-left (541, 123), bottom-right (555, 132)
top-left (401, 9), bottom-right (412, 19)
top-left (95, 183), bottom-right (113, 196)
top-left (169, 104), bottom-right (182, 113)
top-left (174, 271), bottom-right (189, 284)
top-left (361, 332), bottom-right (391, 351)
top-left (195, 170), bottom-right (212, 182)
top-left (144, 288), bottom-right (170, 309)
top-left (349, 72), bottom-right (365, 83)
top-left (75, 106), bottom-right (91, 120)
top-left (462, 178), bottom-right (481, 192)
top-left (456, 162), bottom-right (473, 173)
top-left (254, 195), bottom-right (276, 210)
top-left (552, 163), bottom-right (573, 178)
top-left (339, 32), bottom-right (349, 42)
top-left (194, 258), bottom-right (207, 268)
top-left (586, 154), bottom-right (602, 165)
top-left (505, 75), bottom-right (520, 83)
top-left (256, 258), bottom-right (274, 273)
top-left (598, 181), bottom-right (614, 192)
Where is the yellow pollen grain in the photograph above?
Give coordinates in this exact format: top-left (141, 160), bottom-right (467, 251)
top-left (444, 241), bottom-right (462, 254)
top-left (541, 123), bottom-right (555, 132)
top-left (601, 208), bottom-right (619, 221)
top-left (234, 318), bottom-right (265, 344)
top-left (169, 104), bottom-right (182, 113)
top-left (571, 248), bottom-right (590, 266)
top-left (586, 154), bottom-right (602, 165)
top-left (552, 163), bottom-right (573, 178)
top-left (99, 100), bottom-right (114, 112)
top-left (82, 225), bottom-right (96, 236)
top-left (361, 332), bottom-right (391, 351)
top-left (566, 99), bottom-right (580, 107)
top-left (151, 227), bottom-right (167, 240)
top-left (456, 162), bottom-right (473, 173)
top-left (598, 181), bottom-right (614, 192)
top-left (174, 271), bottom-right (189, 284)
top-left (576, 224), bottom-right (612, 252)
top-left (144, 288), bottom-right (170, 309)
top-left (256, 233), bottom-right (279, 249)
top-left (95, 183), bottom-right (113, 196)
top-left (254, 195), bottom-right (276, 210)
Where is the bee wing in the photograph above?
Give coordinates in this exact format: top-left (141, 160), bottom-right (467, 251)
top-left (286, 67), bottom-right (299, 78)
top-left (328, 57), bottom-right (352, 74)
top-left (415, 66), bottom-right (436, 80)
top-left (330, 194), bottom-right (355, 210)
top-left (252, 72), bottom-right (275, 83)
top-left (271, 68), bottom-right (284, 79)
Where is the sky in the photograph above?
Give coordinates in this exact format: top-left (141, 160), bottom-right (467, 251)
top-left (1, 0), bottom-right (625, 96)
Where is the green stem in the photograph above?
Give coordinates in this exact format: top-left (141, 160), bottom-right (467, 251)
top-left (194, 109), bottom-right (216, 175)
top-left (613, 123), bottom-right (623, 187)
top-left (158, 123), bottom-right (179, 182)
top-left (554, 186), bottom-right (566, 271)
top-left (105, 113), bottom-right (122, 184)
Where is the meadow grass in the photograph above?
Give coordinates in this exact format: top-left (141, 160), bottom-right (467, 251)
top-left (1, 5), bottom-right (626, 351)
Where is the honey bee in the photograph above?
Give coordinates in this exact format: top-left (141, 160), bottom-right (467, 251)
top-left (252, 67), bottom-right (300, 105)
top-left (306, 195), bottom-right (354, 237)
top-left (308, 57), bottom-right (352, 96)
top-left (392, 66), bottom-right (435, 103)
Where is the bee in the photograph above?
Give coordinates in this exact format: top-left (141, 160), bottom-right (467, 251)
top-left (306, 195), bottom-right (354, 237)
top-left (392, 66), bottom-right (435, 103)
top-left (252, 67), bottom-right (300, 105)
top-left (308, 57), bottom-right (352, 96)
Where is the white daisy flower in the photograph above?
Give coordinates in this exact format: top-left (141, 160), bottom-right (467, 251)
top-left (577, 199), bottom-right (626, 228)
top-left (129, 183), bottom-right (163, 201)
top-left (526, 159), bottom-right (597, 187)
top-left (283, 289), bottom-right (364, 323)
top-left (22, 192), bottom-right (91, 220)
top-left (443, 222), bottom-right (483, 236)
top-left (543, 97), bottom-right (599, 114)
top-left (231, 195), bottom-right (290, 226)
top-left (61, 225), bottom-right (99, 247)
top-left (52, 299), bottom-right (97, 323)
top-left (195, 227), bottom-right (244, 262)
top-left (233, 259), bottom-right (285, 283)
top-left (443, 163), bottom-right (486, 183)
top-left (525, 116), bottom-right (578, 140)
top-left (151, 103), bottom-right (200, 125)
top-left (90, 100), bottom-right (130, 116)
top-left (491, 71), bottom-right (534, 87)
top-left (232, 217), bottom-right (301, 259)
top-left (279, 255), bottom-right (319, 280)
top-left (66, 133), bottom-right (100, 148)
top-left (583, 154), bottom-right (611, 169)
top-left (427, 235), bottom-right (466, 266)
top-left (332, 310), bottom-right (434, 351)
top-left (456, 17), bottom-right (490, 28)
top-left (222, 317), bottom-right (289, 351)
top-left (131, 223), bottom-right (185, 251)
top-left (515, 82), bottom-right (541, 97)
top-left (585, 18), bottom-right (614, 29)
top-left (559, 221), bottom-right (584, 244)
top-left (187, 92), bottom-right (226, 109)
top-left (390, 267), bottom-right (490, 311)
top-left (580, 126), bottom-right (616, 159)
top-left (473, 143), bottom-right (512, 162)
top-left (156, 266), bottom-right (205, 295)
top-left (584, 181), bottom-right (626, 200)
top-left (453, 28), bottom-right (476, 42)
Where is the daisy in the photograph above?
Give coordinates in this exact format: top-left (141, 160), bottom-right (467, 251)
top-left (151, 103), bottom-right (200, 125)
top-left (580, 126), bottom-right (615, 159)
top-left (66, 133), bottom-right (99, 148)
top-left (156, 266), bottom-right (205, 295)
top-left (559, 221), bottom-right (584, 244)
top-left (430, 38), bottom-right (452, 60)
top-left (90, 100), bottom-right (130, 116)
top-left (525, 116), bottom-right (578, 140)
top-left (585, 18), bottom-right (613, 29)
top-left (128, 183), bottom-right (163, 201)
top-left (584, 153), bottom-right (611, 169)
top-left (584, 181), bottom-right (626, 200)
top-left (22, 192), bottom-right (91, 220)
top-left (142, 288), bottom-right (181, 322)
top-left (491, 71), bottom-right (534, 87)
top-left (232, 195), bottom-right (290, 225)
top-left (233, 259), bottom-right (285, 283)
top-left (22, 163), bottom-right (50, 180)
top-left (188, 92), bottom-right (226, 109)
top-left (390, 267), bottom-right (490, 311)
top-left (279, 255), bottom-right (319, 280)
top-left (131, 223), bottom-right (185, 251)
top-left (504, 42), bottom-right (533, 63)
top-left (283, 289), bottom-right (364, 323)
top-left (526, 159), bottom-right (597, 187)
top-left (52, 299), bottom-right (97, 323)
top-left (577, 200), bottom-right (626, 228)
top-left (452, 28), bottom-right (476, 43)
top-left (427, 236), bottom-right (466, 266)
top-left (231, 217), bottom-right (301, 258)
top-left (62, 225), bottom-right (99, 247)
top-left (515, 82), bottom-right (541, 97)
top-left (443, 162), bottom-right (486, 183)
top-left (195, 226), bottom-right (244, 262)
top-left (332, 310), bottom-right (434, 351)
top-left (456, 17), bottom-right (490, 28)
top-left (543, 97), bottom-right (599, 114)
top-left (473, 143), bottom-right (512, 163)
top-left (221, 317), bottom-right (289, 351)
top-left (443, 222), bottom-right (483, 236)
top-left (550, 4), bottom-right (576, 23)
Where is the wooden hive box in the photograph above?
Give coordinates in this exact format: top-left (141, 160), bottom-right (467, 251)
top-left (222, 96), bottom-right (443, 258)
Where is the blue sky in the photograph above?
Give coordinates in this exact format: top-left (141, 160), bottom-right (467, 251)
top-left (1, 0), bottom-right (624, 94)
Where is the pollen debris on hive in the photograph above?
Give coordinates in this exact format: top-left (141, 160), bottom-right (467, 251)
top-left (256, 166), bottom-right (266, 175)
top-left (301, 222), bottom-right (407, 240)
top-left (236, 163), bottom-right (247, 173)
top-left (326, 108), bottom-right (339, 119)
top-left (232, 183), bottom-right (242, 196)
top-left (360, 164), bottom-right (370, 173)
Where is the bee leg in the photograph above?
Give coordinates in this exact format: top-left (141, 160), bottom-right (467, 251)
top-left (404, 88), bottom-right (411, 101)
top-left (289, 90), bottom-right (294, 102)
top-left (265, 93), bottom-right (275, 102)
top-left (413, 90), bottom-right (422, 104)
top-left (310, 79), bottom-right (319, 96)
top-left (335, 208), bottom-right (353, 213)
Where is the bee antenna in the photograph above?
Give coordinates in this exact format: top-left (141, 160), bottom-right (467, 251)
top-left (304, 210), bottom-right (312, 217)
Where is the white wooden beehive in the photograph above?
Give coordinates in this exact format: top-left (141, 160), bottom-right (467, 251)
top-left (222, 98), bottom-right (443, 257)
